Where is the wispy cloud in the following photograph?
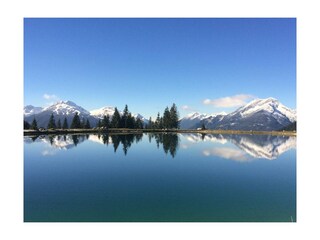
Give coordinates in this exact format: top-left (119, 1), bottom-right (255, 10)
top-left (43, 93), bottom-right (58, 100)
top-left (181, 105), bottom-right (191, 110)
top-left (203, 94), bottom-right (255, 108)
top-left (181, 105), bottom-right (197, 112)
top-left (43, 93), bottom-right (60, 106)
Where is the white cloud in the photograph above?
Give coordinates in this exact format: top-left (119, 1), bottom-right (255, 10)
top-left (181, 105), bottom-right (197, 111)
top-left (43, 93), bottom-right (60, 106)
top-left (203, 147), bottom-right (250, 162)
top-left (181, 105), bottom-right (191, 110)
top-left (43, 93), bottom-right (58, 100)
top-left (203, 94), bottom-right (255, 108)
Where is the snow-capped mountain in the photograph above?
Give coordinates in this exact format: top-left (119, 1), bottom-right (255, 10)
top-left (182, 98), bottom-right (296, 131)
top-left (43, 100), bottom-right (90, 115)
top-left (23, 105), bottom-right (43, 117)
top-left (90, 106), bottom-right (149, 125)
top-left (133, 113), bottom-right (149, 125)
top-left (180, 112), bottom-right (227, 129)
top-left (228, 97), bottom-right (296, 123)
top-left (24, 101), bottom-right (97, 128)
top-left (180, 112), bottom-right (209, 129)
top-left (24, 97), bottom-right (295, 131)
top-left (24, 101), bottom-right (148, 128)
top-left (209, 98), bottom-right (296, 131)
top-left (90, 106), bottom-right (117, 119)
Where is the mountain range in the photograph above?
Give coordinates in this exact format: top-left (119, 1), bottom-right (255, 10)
top-left (24, 132), bottom-right (296, 160)
top-left (24, 101), bottom-right (148, 128)
top-left (24, 97), bottom-right (296, 131)
top-left (180, 98), bottom-right (296, 131)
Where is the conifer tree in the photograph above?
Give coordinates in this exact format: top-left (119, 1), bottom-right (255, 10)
top-left (170, 103), bottom-right (179, 129)
top-left (62, 117), bottom-right (68, 129)
top-left (57, 119), bottom-right (62, 129)
top-left (24, 120), bottom-right (31, 130)
top-left (31, 118), bottom-right (38, 130)
top-left (70, 112), bottom-right (81, 129)
top-left (102, 115), bottom-right (110, 129)
top-left (155, 112), bottom-right (161, 129)
top-left (135, 118), bottom-right (143, 129)
top-left (159, 117), bottom-right (164, 129)
top-left (121, 104), bottom-right (129, 128)
top-left (111, 107), bottom-right (121, 128)
top-left (47, 113), bottom-right (56, 129)
top-left (163, 107), bottom-right (171, 129)
top-left (127, 113), bottom-right (135, 129)
top-left (148, 117), bottom-right (153, 129)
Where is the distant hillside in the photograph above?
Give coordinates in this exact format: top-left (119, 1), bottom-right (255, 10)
top-left (281, 121), bottom-right (296, 131)
top-left (24, 101), bottom-right (148, 128)
top-left (180, 98), bottom-right (296, 131)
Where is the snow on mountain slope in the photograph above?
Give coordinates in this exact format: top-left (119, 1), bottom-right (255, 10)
top-left (23, 105), bottom-right (43, 116)
top-left (43, 100), bottom-right (90, 115)
top-left (23, 97), bottom-right (295, 131)
top-left (231, 97), bottom-right (296, 122)
top-left (180, 112), bottom-right (227, 129)
top-left (185, 112), bottom-right (210, 120)
top-left (189, 98), bottom-right (296, 131)
top-left (24, 101), bottom-right (95, 128)
top-left (90, 106), bottom-right (116, 119)
top-left (90, 106), bottom-right (148, 124)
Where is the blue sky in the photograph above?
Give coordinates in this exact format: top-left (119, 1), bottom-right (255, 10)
top-left (24, 18), bottom-right (296, 119)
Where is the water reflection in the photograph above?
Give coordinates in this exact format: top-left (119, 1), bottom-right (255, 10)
top-left (25, 134), bottom-right (88, 150)
top-left (183, 133), bottom-right (296, 160)
top-left (147, 133), bottom-right (180, 157)
top-left (24, 133), bottom-right (295, 160)
top-left (203, 147), bottom-right (250, 162)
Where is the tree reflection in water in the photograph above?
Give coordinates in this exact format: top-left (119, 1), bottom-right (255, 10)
top-left (147, 133), bottom-right (180, 158)
top-left (109, 134), bottom-right (141, 155)
top-left (24, 133), bottom-right (180, 157)
top-left (71, 133), bottom-right (180, 157)
top-left (24, 132), bottom-right (296, 160)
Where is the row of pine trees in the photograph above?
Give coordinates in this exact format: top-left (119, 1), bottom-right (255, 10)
top-left (146, 103), bottom-right (179, 129)
top-left (96, 105), bottom-right (144, 129)
top-left (24, 103), bottom-right (180, 130)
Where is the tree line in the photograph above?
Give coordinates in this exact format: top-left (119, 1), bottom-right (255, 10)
top-left (146, 103), bottom-right (179, 129)
top-left (24, 103), bottom-right (180, 130)
top-left (95, 105), bottom-right (144, 129)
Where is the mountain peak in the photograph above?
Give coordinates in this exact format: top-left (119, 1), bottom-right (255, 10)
top-left (90, 106), bottom-right (116, 118)
top-left (43, 100), bottom-right (90, 115)
top-left (185, 112), bottom-right (208, 120)
top-left (233, 97), bottom-right (281, 117)
top-left (23, 105), bottom-right (43, 117)
top-left (180, 97), bottom-right (296, 130)
top-left (53, 100), bottom-right (77, 106)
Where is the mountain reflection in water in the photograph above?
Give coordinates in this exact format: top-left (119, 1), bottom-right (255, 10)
top-left (24, 133), bottom-right (295, 160)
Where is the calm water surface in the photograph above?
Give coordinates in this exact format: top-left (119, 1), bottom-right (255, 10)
top-left (24, 133), bottom-right (296, 222)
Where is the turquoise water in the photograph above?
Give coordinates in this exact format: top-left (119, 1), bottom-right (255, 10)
top-left (24, 133), bottom-right (296, 222)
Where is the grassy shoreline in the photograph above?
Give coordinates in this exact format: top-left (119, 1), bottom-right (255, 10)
top-left (23, 128), bottom-right (296, 136)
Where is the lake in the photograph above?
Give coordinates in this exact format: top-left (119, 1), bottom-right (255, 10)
top-left (24, 133), bottom-right (296, 222)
